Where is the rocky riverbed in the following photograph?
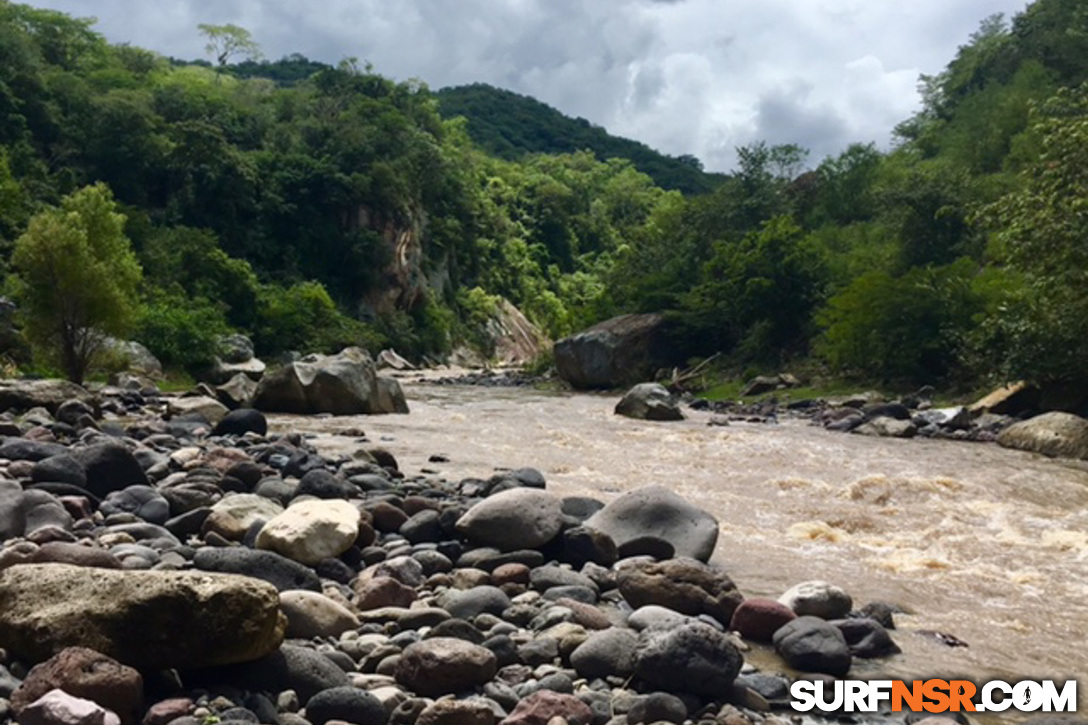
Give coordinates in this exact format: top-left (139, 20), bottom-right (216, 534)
top-left (0, 379), bottom-right (1082, 725)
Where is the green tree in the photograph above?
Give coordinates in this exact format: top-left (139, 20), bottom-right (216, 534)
top-left (976, 82), bottom-right (1088, 383)
top-left (197, 23), bottom-right (261, 79)
top-left (10, 183), bottom-right (142, 382)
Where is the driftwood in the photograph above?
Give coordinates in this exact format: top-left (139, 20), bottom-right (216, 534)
top-left (663, 353), bottom-right (721, 393)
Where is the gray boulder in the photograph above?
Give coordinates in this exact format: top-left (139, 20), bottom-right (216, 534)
top-left (617, 558), bottom-right (743, 626)
top-left (570, 628), bottom-right (639, 679)
top-left (634, 622), bottom-right (743, 696)
top-left (997, 412), bottom-right (1088, 460)
top-left (0, 379), bottom-right (95, 414)
top-left (456, 488), bottom-right (564, 551)
top-left (772, 616), bottom-right (852, 676)
top-left (778, 580), bottom-right (853, 619)
top-left (585, 485), bottom-right (719, 562)
top-left (614, 383), bottom-right (684, 421)
top-left (251, 347), bottom-right (408, 415)
top-left (554, 313), bottom-right (675, 390)
top-left (0, 563), bottom-right (285, 670)
top-left (106, 338), bottom-right (163, 378)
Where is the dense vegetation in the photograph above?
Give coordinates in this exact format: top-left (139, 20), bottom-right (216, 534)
top-left (434, 84), bottom-right (725, 195)
top-left (0, 0), bottom-right (1086, 392)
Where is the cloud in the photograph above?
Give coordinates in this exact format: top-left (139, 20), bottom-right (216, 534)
top-left (28, 0), bottom-right (1030, 172)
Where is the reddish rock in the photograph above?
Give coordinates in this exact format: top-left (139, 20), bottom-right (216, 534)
top-left (491, 563), bottom-right (531, 587)
top-left (353, 576), bottom-right (417, 610)
top-left (11, 647), bottom-right (142, 725)
top-left (366, 501), bottom-right (409, 532)
top-left (417, 698), bottom-right (496, 725)
top-left (395, 638), bottom-right (497, 697)
top-left (730, 597), bottom-right (797, 642)
top-left (500, 691), bottom-right (593, 725)
top-left (141, 698), bottom-right (194, 725)
top-left (554, 598), bottom-right (611, 630)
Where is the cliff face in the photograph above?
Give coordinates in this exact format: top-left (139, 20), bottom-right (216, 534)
top-left (355, 207), bottom-right (428, 316)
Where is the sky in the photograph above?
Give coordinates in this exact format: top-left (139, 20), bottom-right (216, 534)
top-left (28, 0), bottom-right (1029, 172)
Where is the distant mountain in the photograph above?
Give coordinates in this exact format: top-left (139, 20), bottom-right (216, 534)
top-left (435, 84), bottom-right (724, 194)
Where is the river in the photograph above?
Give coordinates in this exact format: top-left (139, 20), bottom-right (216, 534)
top-left (274, 380), bottom-right (1088, 719)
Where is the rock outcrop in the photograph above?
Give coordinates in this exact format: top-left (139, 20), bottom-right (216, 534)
top-left (554, 313), bottom-right (674, 390)
top-left (250, 347), bottom-right (408, 415)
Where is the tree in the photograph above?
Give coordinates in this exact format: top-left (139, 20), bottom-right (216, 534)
top-left (197, 23), bottom-right (261, 79)
top-left (976, 82), bottom-right (1088, 383)
top-left (10, 183), bottom-right (142, 383)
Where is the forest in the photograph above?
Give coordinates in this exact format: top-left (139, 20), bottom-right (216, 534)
top-left (0, 0), bottom-right (1086, 391)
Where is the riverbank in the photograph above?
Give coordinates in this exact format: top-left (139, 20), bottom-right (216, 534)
top-left (0, 379), bottom-right (1083, 723)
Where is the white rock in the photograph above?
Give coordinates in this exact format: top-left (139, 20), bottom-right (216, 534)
top-left (256, 499), bottom-right (360, 565)
top-left (212, 493), bottom-right (284, 528)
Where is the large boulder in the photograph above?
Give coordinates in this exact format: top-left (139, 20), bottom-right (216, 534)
top-left (614, 383), bottom-right (684, 421)
top-left (997, 412), bottom-right (1088, 460)
top-left (0, 379), bottom-right (95, 414)
top-left (250, 347), bottom-right (408, 415)
top-left (585, 485), bottom-right (719, 562)
top-left (0, 564), bottom-right (285, 670)
top-left (772, 616), bottom-right (852, 676)
top-left (455, 488), bottom-right (564, 551)
top-left (104, 338), bottom-right (162, 379)
top-left (166, 395), bottom-right (229, 425)
top-left (617, 558), bottom-right (744, 625)
top-left (554, 313), bottom-right (675, 390)
top-left (634, 622), bottom-right (743, 696)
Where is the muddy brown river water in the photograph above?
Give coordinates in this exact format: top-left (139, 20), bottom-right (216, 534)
top-left (273, 381), bottom-right (1088, 720)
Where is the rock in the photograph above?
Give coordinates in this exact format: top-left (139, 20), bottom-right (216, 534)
top-left (394, 638), bottom-right (498, 697)
top-left (218, 334), bottom-right (256, 364)
top-left (16, 688), bottom-right (121, 725)
top-left (31, 455), bottom-right (87, 488)
top-left (585, 486), bottom-right (718, 563)
top-left (741, 375), bottom-right (793, 397)
top-left (456, 488), bottom-right (563, 551)
top-left (560, 526), bottom-right (617, 568)
top-left (376, 376), bottom-right (410, 415)
top-left (295, 469), bottom-right (359, 500)
top-left (997, 412), bottom-right (1088, 459)
top-left (439, 586), bottom-right (511, 620)
top-left (0, 379), bottom-right (95, 414)
top-left (614, 383), bottom-right (684, 422)
top-left (207, 357), bottom-right (267, 386)
top-left (106, 339), bottom-right (162, 378)
top-left (279, 591), bottom-right (360, 639)
top-left (626, 605), bottom-right (692, 632)
top-left (215, 374), bottom-right (258, 410)
top-left (417, 698), bottom-right (496, 725)
top-left (773, 616), bottom-right (852, 676)
top-left (0, 486), bottom-right (73, 541)
top-left (210, 494), bottom-right (284, 529)
top-left (255, 499), bottom-right (360, 565)
top-left (569, 628), bottom-right (639, 679)
top-left (617, 558), bottom-right (742, 625)
top-left (251, 347), bottom-right (403, 415)
top-left (99, 486), bottom-right (169, 525)
top-left (634, 622), bottom-right (742, 697)
top-left (627, 693), bottom-right (687, 725)
top-left (554, 313), bottom-right (675, 390)
top-left (55, 399), bottom-right (95, 428)
top-left (30, 542), bottom-right (120, 569)
top-left (853, 416), bottom-right (916, 438)
top-left (729, 597), bottom-right (796, 642)
top-left (832, 618), bottom-right (901, 658)
top-left (304, 686), bottom-right (385, 725)
top-left (0, 564), bottom-right (285, 670)
top-left (167, 396), bottom-right (229, 425)
top-left (198, 644), bottom-right (349, 704)
top-left (913, 406), bottom-right (972, 430)
top-left (192, 546), bottom-right (321, 592)
top-left (500, 691), bottom-right (593, 725)
top-left (970, 381), bottom-right (1041, 416)
top-left (377, 349), bottom-right (416, 371)
top-left (212, 409), bottom-right (267, 437)
top-left (71, 444), bottom-right (148, 499)
top-left (353, 576), bottom-right (417, 610)
top-left (778, 580), bottom-right (853, 619)
top-left (11, 648), bottom-right (141, 725)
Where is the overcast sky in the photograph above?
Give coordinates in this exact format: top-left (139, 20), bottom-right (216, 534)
top-left (29, 0), bottom-right (1028, 172)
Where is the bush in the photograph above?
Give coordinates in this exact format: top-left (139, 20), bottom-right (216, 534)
top-left (135, 292), bottom-right (229, 371)
top-left (254, 281), bottom-right (384, 356)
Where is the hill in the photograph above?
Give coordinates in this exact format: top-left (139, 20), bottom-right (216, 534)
top-left (435, 83), bottom-right (724, 194)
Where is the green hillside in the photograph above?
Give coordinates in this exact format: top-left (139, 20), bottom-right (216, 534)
top-left (435, 84), bottom-right (724, 195)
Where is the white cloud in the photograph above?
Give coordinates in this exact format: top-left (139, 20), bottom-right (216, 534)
top-left (30, 0), bottom-right (1029, 172)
